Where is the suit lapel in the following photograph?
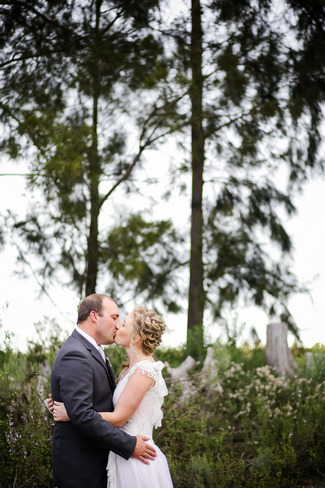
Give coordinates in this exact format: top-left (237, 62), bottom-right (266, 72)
top-left (90, 348), bottom-right (115, 391)
top-left (72, 330), bottom-right (115, 390)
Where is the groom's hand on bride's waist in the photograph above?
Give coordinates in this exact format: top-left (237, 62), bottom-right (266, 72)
top-left (132, 435), bottom-right (157, 465)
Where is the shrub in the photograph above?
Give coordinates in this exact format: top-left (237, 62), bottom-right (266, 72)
top-left (1, 326), bottom-right (325, 488)
top-left (0, 325), bottom-right (56, 488)
top-left (157, 345), bottom-right (325, 488)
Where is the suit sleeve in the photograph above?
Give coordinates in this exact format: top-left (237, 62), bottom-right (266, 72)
top-left (56, 348), bottom-right (136, 459)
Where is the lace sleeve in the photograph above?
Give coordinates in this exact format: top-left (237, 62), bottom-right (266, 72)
top-left (129, 360), bottom-right (168, 429)
top-left (129, 360), bottom-right (159, 382)
top-left (151, 361), bottom-right (168, 428)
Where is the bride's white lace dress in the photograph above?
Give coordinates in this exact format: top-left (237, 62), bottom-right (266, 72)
top-left (106, 360), bottom-right (173, 488)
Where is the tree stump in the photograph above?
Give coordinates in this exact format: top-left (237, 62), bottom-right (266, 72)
top-left (199, 346), bottom-right (223, 394)
top-left (265, 322), bottom-right (297, 376)
top-left (166, 355), bottom-right (199, 402)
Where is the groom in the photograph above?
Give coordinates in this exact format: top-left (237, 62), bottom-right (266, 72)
top-left (50, 294), bottom-right (156, 488)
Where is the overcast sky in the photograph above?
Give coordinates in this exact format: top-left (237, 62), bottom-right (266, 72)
top-left (1, 151), bottom-right (325, 351)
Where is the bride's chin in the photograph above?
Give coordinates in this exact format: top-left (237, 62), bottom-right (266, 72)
top-left (115, 338), bottom-right (126, 347)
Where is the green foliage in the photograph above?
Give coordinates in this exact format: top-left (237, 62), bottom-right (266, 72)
top-left (296, 343), bottom-right (325, 385)
top-left (224, 342), bottom-right (266, 371)
top-left (170, 455), bottom-right (220, 488)
top-left (1, 385), bottom-right (54, 488)
top-left (104, 343), bottom-right (129, 377)
top-left (1, 324), bottom-right (325, 488)
top-left (1, 0), bottom-right (325, 355)
top-left (157, 343), bottom-right (325, 488)
top-left (0, 333), bottom-right (55, 487)
top-left (106, 343), bottom-right (190, 377)
top-left (155, 346), bottom-right (189, 369)
top-left (102, 214), bottom-right (185, 312)
top-left (0, 0), bottom-right (177, 301)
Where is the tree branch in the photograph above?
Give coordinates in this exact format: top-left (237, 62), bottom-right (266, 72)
top-left (99, 92), bottom-right (189, 208)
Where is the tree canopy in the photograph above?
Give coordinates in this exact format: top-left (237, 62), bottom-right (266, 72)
top-left (0, 0), bottom-right (324, 350)
top-left (0, 0), bottom-right (186, 308)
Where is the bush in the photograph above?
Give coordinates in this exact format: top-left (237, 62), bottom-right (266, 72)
top-left (0, 323), bottom-right (58, 488)
top-left (0, 355), bottom-right (54, 487)
top-left (1, 325), bottom-right (325, 488)
top-left (157, 344), bottom-right (325, 488)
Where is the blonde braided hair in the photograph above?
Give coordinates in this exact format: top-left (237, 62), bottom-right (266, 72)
top-left (132, 305), bottom-right (166, 355)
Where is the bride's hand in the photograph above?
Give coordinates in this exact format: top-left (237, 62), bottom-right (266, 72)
top-left (45, 393), bottom-right (54, 413)
top-left (53, 401), bottom-right (70, 422)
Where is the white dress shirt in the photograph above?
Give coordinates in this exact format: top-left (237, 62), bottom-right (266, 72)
top-left (75, 326), bottom-right (106, 362)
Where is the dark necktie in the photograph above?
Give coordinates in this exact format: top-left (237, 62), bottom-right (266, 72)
top-left (105, 357), bottom-right (115, 390)
top-left (98, 347), bottom-right (115, 390)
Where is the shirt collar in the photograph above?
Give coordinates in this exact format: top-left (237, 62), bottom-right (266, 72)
top-left (75, 326), bottom-right (99, 351)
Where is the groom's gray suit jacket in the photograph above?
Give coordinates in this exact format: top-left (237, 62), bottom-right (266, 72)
top-left (50, 329), bottom-right (136, 488)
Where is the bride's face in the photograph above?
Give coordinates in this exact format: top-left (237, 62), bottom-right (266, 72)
top-left (115, 313), bottom-right (135, 347)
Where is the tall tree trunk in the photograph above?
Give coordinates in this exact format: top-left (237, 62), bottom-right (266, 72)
top-left (187, 0), bottom-right (205, 356)
top-left (86, 124), bottom-right (100, 296)
top-left (85, 1), bottom-right (101, 296)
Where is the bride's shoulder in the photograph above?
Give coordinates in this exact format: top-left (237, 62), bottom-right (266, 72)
top-left (129, 359), bottom-right (163, 379)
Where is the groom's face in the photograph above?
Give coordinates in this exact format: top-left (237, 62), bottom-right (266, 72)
top-left (96, 297), bottom-right (119, 345)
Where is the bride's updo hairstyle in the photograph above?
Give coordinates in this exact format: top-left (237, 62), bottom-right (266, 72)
top-left (132, 305), bottom-right (166, 355)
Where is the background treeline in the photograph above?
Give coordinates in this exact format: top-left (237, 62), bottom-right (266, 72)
top-left (1, 323), bottom-right (325, 488)
top-left (1, 0), bottom-right (325, 354)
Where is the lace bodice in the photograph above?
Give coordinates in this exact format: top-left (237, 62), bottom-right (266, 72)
top-left (113, 360), bottom-right (168, 439)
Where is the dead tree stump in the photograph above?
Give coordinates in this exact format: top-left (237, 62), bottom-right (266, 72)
top-left (166, 355), bottom-right (199, 402)
top-left (265, 322), bottom-right (297, 376)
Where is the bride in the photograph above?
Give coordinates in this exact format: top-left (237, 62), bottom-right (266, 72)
top-left (52, 305), bottom-right (174, 488)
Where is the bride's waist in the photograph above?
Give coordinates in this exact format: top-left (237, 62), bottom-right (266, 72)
top-left (120, 419), bottom-right (153, 438)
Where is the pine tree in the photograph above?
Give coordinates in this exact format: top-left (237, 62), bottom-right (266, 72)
top-left (0, 0), bottom-right (184, 307)
top-left (166, 0), bottom-right (325, 352)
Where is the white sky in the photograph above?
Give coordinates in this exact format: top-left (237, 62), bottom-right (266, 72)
top-left (0, 0), bottom-right (324, 354)
top-left (0, 153), bottom-right (325, 352)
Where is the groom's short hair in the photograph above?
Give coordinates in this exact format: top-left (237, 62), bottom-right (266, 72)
top-left (77, 294), bottom-right (114, 323)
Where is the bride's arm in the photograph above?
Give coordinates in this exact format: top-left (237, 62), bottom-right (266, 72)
top-left (99, 369), bottom-right (154, 427)
top-left (52, 369), bottom-right (154, 425)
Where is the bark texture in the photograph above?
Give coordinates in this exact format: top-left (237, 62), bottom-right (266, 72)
top-left (265, 322), bottom-right (297, 376)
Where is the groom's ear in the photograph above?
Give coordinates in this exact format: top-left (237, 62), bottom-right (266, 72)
top-left (89, 310), bottom-right (98, 323)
